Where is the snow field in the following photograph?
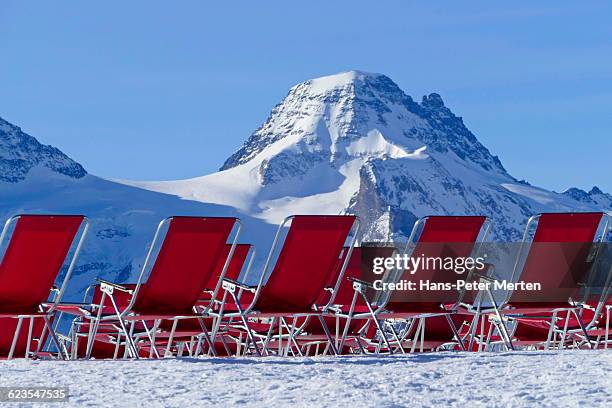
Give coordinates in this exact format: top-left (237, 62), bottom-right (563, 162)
top-left (0, 350), bottom-right (610, 407)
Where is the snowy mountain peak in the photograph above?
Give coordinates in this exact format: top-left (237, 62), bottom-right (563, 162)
top-left (0, 116), bottom-right (86, 183)
top-left (188, 70), bottom-right (609, 240)
top-left (221, 71), bottom-right (507, 180)
top-left (298, 70), bottom-right (387, 94)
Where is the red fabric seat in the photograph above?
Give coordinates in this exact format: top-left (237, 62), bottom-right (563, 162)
top-left (385, 216), bottom-right (487, 314)
top-left (0, 215), bottom-right (84, 315)
top-left (131, 217), bottom-right (238, 316)
top-left (0, 215), bottom-right (85, 358)
top-left (198, 244), bottom-right (252, 303)
top-left (250, 215), bottom-right (357, 314)
top-left (506, 212), bottom-right (604, 307)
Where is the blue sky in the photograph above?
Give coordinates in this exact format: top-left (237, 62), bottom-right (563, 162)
top-left (1, 1), bottom-right (610, 192)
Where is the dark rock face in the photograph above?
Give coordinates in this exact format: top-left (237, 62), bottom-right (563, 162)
top-left (563, 187), bottom-right (595, 203)
top-left (562, 186), bottom-right (612, 209)
top-left (0, 117), bottom-right (86, 182)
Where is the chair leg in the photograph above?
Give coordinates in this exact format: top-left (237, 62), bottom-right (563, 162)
top-left (280, 316), bottom-right (300, 357)
top-left (8, 317), bottom-right (24, 360)
top-left (388, 321), bottom-right (405, 354)
top-left (85, 291), bottom-right (107, 359)
top-left (420, 317), bottom-right (425, 352)
top-left (478, 314), bottom-right (486, 352)
top-left (113, 334), bottom-right (122, 359)
top-left (338, 290), bottom-right (359, 352)
top-left (117, 317), bottom-right (139, 359)
top-left (445, 315), bottom-right (466, 351)
top-left (468, 302), bottom-right (483, 351)
top-left (164, 319), bottom-right (179, 357)
top-left (230, 292), bottom-right (262, 357)
top-left (361, 292), bottom-right (392, 355)
top-left (142, 320), bottom-right (161, 358)
top-left (559, 310), bottom-right (572, 349)
top-left (544, 311), bottom-right (558, 350)
top-left (195, 317), bottom-right (217, 357)
top-left (281, 317), bottom-right (293, 357)
top-left (208, 290), bottom-right (229, 355)
top-left (262, 317), bottom-right (277, 356)
top-left (410, 318), bottom-right (423, 353)
top-left (235, 333), bottom-right (243, 356)
top-left (43, 316), bottom-right (66, 360)
top-left (485, 288), bottom-right (514, 350)
top-left (318, 315), bottom-right (339, 356)
top-left (572, 309), bottom-right (592, 350)
top-left (277, 318), bottom-right (283, 355)
top-left (24, 317), bottom-right (35, 360)
top-left (485, 319), bottom-right (494, 351)
top-left (606, 307), bottom-right (610, 350)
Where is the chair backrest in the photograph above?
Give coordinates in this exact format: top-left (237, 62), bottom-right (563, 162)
top-left (0, 215), bottom-right (84, 314)
top-left (319, 246), bottom-right (397, 307)
top-left (204, 243), bottom-right (252, 301)
top-left (507, 212), bottom-right (604, 305)
top-left (207, 244), bottom-right (251, 287)
top-left (131, 216), bottom-right (238, 315)
top-left (385, 215), bottom-right (487, 311)
top-left (252, 215), bottom-right (357, 313)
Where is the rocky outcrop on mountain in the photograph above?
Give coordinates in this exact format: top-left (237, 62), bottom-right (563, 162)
top-left (0, 117), bottom-right (86, 182)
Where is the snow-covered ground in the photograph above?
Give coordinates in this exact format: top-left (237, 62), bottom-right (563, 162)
top-left (1, 351), bottom-right (610, 407)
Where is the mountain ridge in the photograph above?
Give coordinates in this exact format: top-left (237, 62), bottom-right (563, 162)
top-left (128, 70), bottom-right (609, 241)
top-left (1, 70), bottom-right (610, 296)
top-left (0, 117), bottom-right (86, 183)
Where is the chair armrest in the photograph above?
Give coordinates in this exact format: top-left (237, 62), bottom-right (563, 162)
top-left (48, 303), bottom-right (93, 316)
top-left (96, 278), bottom-right (134, 294)
top-left (222, 278), bottom-right (256, 293)
top-left (348, 276), bottom-right (374, 288)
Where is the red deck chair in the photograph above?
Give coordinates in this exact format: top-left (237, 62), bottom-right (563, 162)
top-left (72, 244), bottom-right (255, 359)
top-left (296, 245), bottom-right (397, 355)
top-left (210, 215), bottom-right (359, 356)
top-left (0, 214), bottom-right (89, 359)
top-left (555, 242), bottom-right (612, 349)
top-left (479, 212), bottom-right (608, 350)
top-left (156, 243), bottom-right (256, 357)
top-left (82, 216), bottom-right (241, 359)
top-left (341, 216), bottom-right (489, 354)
